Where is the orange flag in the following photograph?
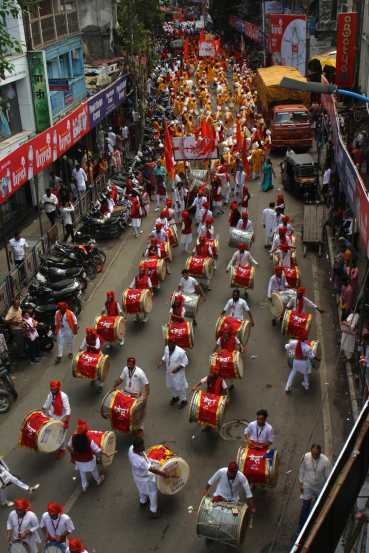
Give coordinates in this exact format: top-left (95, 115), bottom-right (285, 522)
top-left (164, 121), bottom-right (175, 179)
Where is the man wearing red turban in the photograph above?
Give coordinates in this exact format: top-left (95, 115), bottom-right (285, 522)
top-left (113, 356), bottom-right (150, 403)
top-left (67, 537), bottom-right (89, 553)
top-left (80, 327), bottom-right (101, 353)
top-left (40, 501), bottom-right (75, 546)
top-left (42, 380), bottom-right (71, 458)
top-left (285, 339), bottom-right (315, 392)
top-left (54, 302), bottom-right (78, 364)
top-left (204, 462), bottom-right (255, 510)
top-left (7, 498), bottom-right (41, 553)
top-left (286, 286), bottom-right (323, 314)
top-left (67, 420), bottom-right (104, 492)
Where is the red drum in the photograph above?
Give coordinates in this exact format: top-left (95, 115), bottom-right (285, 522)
top-left (86, 430), bottom-right (116, 468)
top-left (237, 446), bottom-right (279, 487)
top-left (163, 321), bottom-right (194, 349)
top-left (282, 310), bottom-right (312, 340)
top-left (204, 238), bottom-right (219, 257)
top-left (94, 315), bottom-right (125, 343)
top-left (189, 390), bottom-right (227, 430)
top-left (146, 444), bottom-right (190, 495)
top-left (122, 288), bottom-right (153, 314)
top-left (72, 351), bottom-right (110, 382)
top-left (167, 226), bottom-right (178, 247)
top-left (159, 241), bottom-right (172, 261)
top-left (283, 266), bottom-right (300, 288)
top-left (185, 256), bottom-right (214, 279)
top-left (100, 391), bottom-right (145, 433)
top-left (215, 316), bottom-right (251, 346)
top-left (209, 350), bottom-right (244, 379)
top-left (19, 411), bottom-right (65, 453)
top-left (230, 265), bottom-right (255, 289)
top-left (139, 258), bottom-right (166, 287)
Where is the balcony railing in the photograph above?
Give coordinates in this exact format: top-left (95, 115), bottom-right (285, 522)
top-left (26, 8), bottom-right (80, 49)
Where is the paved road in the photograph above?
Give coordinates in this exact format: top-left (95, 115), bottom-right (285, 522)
top-left (0, 159), bottom-right (351, 553)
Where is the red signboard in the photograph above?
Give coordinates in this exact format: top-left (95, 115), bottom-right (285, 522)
top-left (0, 103), bottom-right (89, 204)
top-left (336, 12), bottom-right (358, 88)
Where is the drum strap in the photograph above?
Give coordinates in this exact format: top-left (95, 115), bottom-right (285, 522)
top-left (17, 515), bottom-right (25, 535)
top-left (227, 476), bottom-right (235, 500)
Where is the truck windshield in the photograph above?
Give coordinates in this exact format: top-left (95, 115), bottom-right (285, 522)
top-left (273, 111), bottom-right (309, 124)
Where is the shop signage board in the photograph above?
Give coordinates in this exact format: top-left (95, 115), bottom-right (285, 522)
top-left (87, 75), bottom-right (127, 129)
top-left (268, 14), bottom-right (307, 75)
top-left (336, 12), bottom-right (358, 88)
top-left (0, 103), bottom-right (89, 204)
top-left (28, 51), bottom-right (51, 133)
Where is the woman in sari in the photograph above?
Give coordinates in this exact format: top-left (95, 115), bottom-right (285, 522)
top-left (261, 158), bottom-right (276, 192)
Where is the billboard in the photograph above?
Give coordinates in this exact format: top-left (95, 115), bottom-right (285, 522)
top-left (172, 136), bottom-right (218, 161)
top-left (28, 51), bottom-right (51, 133)
top-left (268, 14), bottom-right (307, 75)
top-left (336, 12), bottom-right (358, 88)
top-left (87, 75), bottom-right (127, 129)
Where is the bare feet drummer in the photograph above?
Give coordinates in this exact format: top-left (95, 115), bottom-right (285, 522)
top-left (128, 436), bottom-right (170, 519)
top-left (203, 462), bottom-right (255, 512)
top-left (244, 409), bottom-right (274, 450)
top-left (42, 380), bottom-right (71, 459)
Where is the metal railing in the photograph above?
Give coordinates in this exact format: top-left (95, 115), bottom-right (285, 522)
top-left (0, 174), bottom-right (107, 316)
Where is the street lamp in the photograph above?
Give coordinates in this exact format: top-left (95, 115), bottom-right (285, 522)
top-left (279, 77), bottom-right (369, 104)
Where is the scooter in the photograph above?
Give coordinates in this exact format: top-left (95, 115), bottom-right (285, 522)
top-left (35, 272), bottom-right (88, 292)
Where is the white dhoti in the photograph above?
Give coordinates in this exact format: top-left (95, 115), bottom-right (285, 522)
top-left (132, 217), bottom-right (142, 235)
top-left (285, 359), bottom-right (311, 391)
top-left (0, 475), bottom-right (29, 505)
top-left (166, 369), bottom-right (188, 401)
top-left (74, 457), bottom-right (101, 491)
top-left (340, 313), bottom-right (359, 360)
top-left (180, 233), bottom-right (192, 252)
top-left (133, 475), bottom-right (158, 513)
top-left (57, 330), bottom-right (75, 358)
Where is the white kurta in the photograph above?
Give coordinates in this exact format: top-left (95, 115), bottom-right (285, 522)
top-left (262, 208), bottom-right (277, 245)
top-left (208, 468), bottom-right (253, 502)
top-left (162, 345), bottom-right (189, 398)
top-left (43, 391), bottom-right (71, 420)
top-left (7, 510), bottom-right (41, 553)
top-left (223, 298), bottom-right (250, 320)
top-left (128, 445), bottom-right (158, 513)
top-left (267, 275), bottom-right (288, 299)
top-left (40, 512), bottom-right (75, 541)
top-left (299, 452), bottom-right (331, 500)
top-left (236, 219), bottom-right (254, 234)
top-left (340, 312), bottom-right (359, 359)
top-left (227, 250), bottom-right (258, 271)
top-left (285, 341), bottom-right (315, 391)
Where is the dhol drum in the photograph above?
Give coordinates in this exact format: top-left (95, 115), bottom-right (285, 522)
top-left (100, 390), bottom-right (145, 433)
top-left (189, 390), bottom-right (227, 430)
top-left (163, 321), bottom-right (194, 349)
top-left (283, 266), bottom-right (301, 289)
top-left (139, 258), bottom-right (166, 287)
top-left (171, 291), bottom-right (200, 319)
top-left (87, 430), bottom-right (116, 468)
top-left (197, 496), bottom-right (248, 546)
top-left (282, 310), bottom-right (312, 340)
top-left (237, 446), bottom-right (279, 487)
top-left (122, 288), bottom-right (153, 315)
top-left (209, 350), bottom-right (244, 379)
top-left (205, 238), bottom-right (219, 257)
top-left (159, 241), bottom-right (172, 261)
top-left (215, 316), bottom-right (251, 347)
top-left (270, 289), bottom-right (295, 319)
top-left (230, 265), bottom-right (255, 289)
top-left (72, 351), bottom-right (110, 382)
top-left (19, 411), bottom-right (65, 453)
top-left (185, 256), bottom-right (214, 280)
top-left (9, 541), bottom-right (30, 553)
top-left (229, 228), bottom-right (253, 248)
top-left (167, 225), bottom-right (178, 247)
top-left (287, 339), bottom-right (321, 369)
top-left (94, 315), bottom-right (125, 343)
top-left (146, 444), bottom-right (190, 495)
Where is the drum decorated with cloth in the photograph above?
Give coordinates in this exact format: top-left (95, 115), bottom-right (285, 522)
top-left (162, 321), bottom-right (194, 349)
top-left (122, 288), bottom-right (153, 315)
top-left (215, 316), bottom-right (251, 347)
top-left (167, 225), bottom-right (178, 247)
top-left (209, 350), bottom-right (244, 379)
top-left (72, 351), bottom-right (110, 382)
top-left (197, 496), bottom-right (248, 546)
top-left (270, 290), bottom-right (296, 319)
top-left (146, 444), bottom-right (190, 495)
top-left (19, 411), bottom-right (65, 453)
top-left (139, 258), bottom-right (166, 287)
top-left (230, 265), bottom-right (255, 289)
top-left (86, 430), bottom-right (116, 468)
top-left (94, 315), bottom-right (125, 343)
top-left (171, 291), bottom-right (199, 318)
top-left (287, 339), bottom-right (321, 368)
top-left (282, 310), bottom-right (312, 340)
top-left (237, 446), bottom-right (279, 487)
top-left (185, 256), bottom-right (214, 280)
top-left (283, 266), bottom-right (300, 288)
top-left (189, 390), bottom-right (227, 430)
top-left (100, 390), bottom-right (145, 433)
top-left (205, 238), bottom-right (219, 257)
top-left (229, 228), bottom-right (253, 248)
top-left (159, 241), bottom-right (172, 261)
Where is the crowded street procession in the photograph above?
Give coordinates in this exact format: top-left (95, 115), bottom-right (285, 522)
top-left (0, 4), bottom-right (347, 553)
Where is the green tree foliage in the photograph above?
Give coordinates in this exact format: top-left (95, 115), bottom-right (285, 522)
top-left (117, 0), bottom-right (163, 56)
top-left (0, 0), bottom-right (35, 80)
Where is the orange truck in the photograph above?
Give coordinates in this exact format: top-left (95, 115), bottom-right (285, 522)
top-left (255, 66), bottom-right (312, 151)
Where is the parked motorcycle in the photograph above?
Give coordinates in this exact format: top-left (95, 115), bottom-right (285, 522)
top-left (35, 272), bottom-right (88, 292)
top-left (40, 254), bottom-right (96, 280)
top-left (0, 361), bottom-right (17, 414)
top-left (38, 265), bottom-right (88, 287)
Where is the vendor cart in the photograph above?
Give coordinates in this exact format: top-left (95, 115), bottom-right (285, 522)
top-left (302, 202), bottom-right (328, 257)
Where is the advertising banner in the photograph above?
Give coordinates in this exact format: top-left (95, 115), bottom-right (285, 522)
top-left (268, 14), bottom-right (307, 75)
top-left (0, 103), bottom-right (90, 204)
top-left (172, 136), bottom-right (218, 161)
top-left (28, 51), bottom-right (51, 133)
top-left (199, 41), bottom-right (216, 58)
top-left (87, 75), bottom-right (127, 129)
top-left (336, 12), bottom-right (358, 88)
top-left (229, 16), bottom-right (262, 43)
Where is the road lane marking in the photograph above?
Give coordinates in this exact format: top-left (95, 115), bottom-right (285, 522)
top-left (312, 256), bottom-right (333, 459)
top-left (64, 485), bottom-right (82, 514)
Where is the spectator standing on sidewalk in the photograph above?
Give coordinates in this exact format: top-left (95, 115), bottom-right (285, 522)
top-left (298, 444), bottom-right (331, 532)
top-left (340, 275), bottom-right (354, 321)
top-left (54, 302), bottom-right (78, 364)
top-left (42, 188), bottom-right (58, 226)
top-left (5, 297), bottom-right (25, 356)
top-left (9, 232), bottom-right (28, 268)
top-left (22, 309), bottom-right (40, 364)
top-left (72, 164), bottom-right (88, 196)
top-left (60, 201), bottom-right (75, 242)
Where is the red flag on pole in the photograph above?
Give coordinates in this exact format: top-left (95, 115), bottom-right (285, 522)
top-left (183, 38), bottom-right (189, 62)
top-left (236, 120), bottom-right (242, 152)
top-left (164, 121), bottom-right (175, 179)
